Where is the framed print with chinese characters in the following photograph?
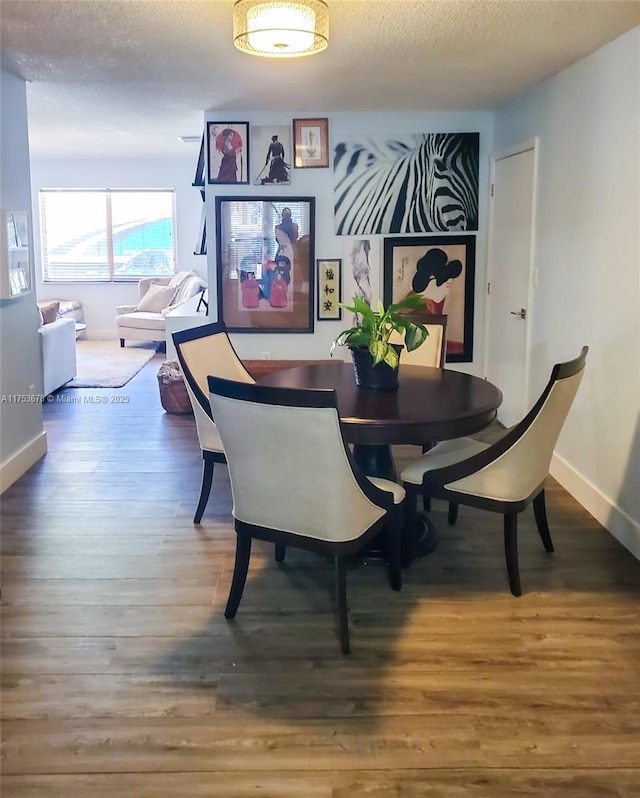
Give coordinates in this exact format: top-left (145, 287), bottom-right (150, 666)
top-left (316, 259), bottom-right (341, 320)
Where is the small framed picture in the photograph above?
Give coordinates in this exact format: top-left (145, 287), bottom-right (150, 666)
top-left (207, 121), bottom-right (250, 184)
top-left (316, 259), bottom-right (342, 321)
top-left (293, 118), bottom-right (329, 169)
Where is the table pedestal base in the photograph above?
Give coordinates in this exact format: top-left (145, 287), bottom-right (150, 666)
top-left (353, 443), bottom-right (396, 481)
top-left (414, 514), bottom-right (439, 557)
top-left (353, 442), bottom-right (439, 561)
top-left (360, 514), bottom-right (439, 561)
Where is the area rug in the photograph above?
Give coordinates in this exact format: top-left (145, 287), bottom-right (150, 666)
top-left (67, 341), bottom-right (158, 388)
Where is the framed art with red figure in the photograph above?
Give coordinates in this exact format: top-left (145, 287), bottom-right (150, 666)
top-left (383, 235), bottom-right (476, 363)
top-left (207, 121), bottom-right (250, 185)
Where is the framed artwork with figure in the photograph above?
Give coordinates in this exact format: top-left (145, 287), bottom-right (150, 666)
top-left (207, 121), bottom-right (250, 185)
top-left (251, 125), bottom-right (292, 185)
top-left (293, 118), bottom-right (329, 169)
top-left (215, 196), bottom-right (315, 333)
top-left (383, 235), bottom-right (475, 362)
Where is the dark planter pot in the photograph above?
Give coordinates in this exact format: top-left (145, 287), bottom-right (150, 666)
top-left (349, 344), bottom-right (403, 390)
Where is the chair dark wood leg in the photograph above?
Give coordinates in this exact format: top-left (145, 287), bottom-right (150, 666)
top-left (401, 492), bottom-right (418, 568)
top-left (533, 489), bottom-right (554, 552)
top-left (334, 556), bottom-right (350, 654)
top-left (224, 532), bottom-right (252, 619)
top-left (503, 513), bottom-right (522, 597)
top-left (420, 443), bottom-right (436, 511)
top-left (193, 452), bottom-right (215, 524)
top-left (448, 502), bottom-right (459, 525)
top-left (119, 338), bottom-right (125, 348)
top-left (275, 543), bottom-right (286, 562)
top-left (386, 507), bottom-right (402, 591)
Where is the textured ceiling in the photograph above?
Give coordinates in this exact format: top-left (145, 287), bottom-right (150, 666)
top-left (1, 0), bottom-right (638, 158)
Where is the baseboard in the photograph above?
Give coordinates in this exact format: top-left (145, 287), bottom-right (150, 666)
top-left (551, 452), bottom-right (640, 561)
top-left (0, 431), bottom-right (48, 494)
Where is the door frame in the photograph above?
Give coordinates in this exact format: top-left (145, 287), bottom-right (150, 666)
top-left (483, 137), bottom-right (540, 414)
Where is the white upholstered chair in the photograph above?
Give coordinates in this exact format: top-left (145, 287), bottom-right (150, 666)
top-left (207, 375), bottom-right (405, 654)
top-left (116, 271), bottom-right (206, 347)
top-left (401, 347), bottom-right (588, 595)
top-left (390, 313), bottom-right (447, 368)
top-left (391, 313), bottom-right (448, 517)
top-left (173, 322), bottom-right (254, 523)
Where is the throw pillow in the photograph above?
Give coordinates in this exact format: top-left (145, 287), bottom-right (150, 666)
top-left (39, 300), bottom-right (60, 325)
top-left (169, 276), bottom-right (205, 307)
top-left (168, 270), bottom-right (197, 289)
top-left (135, 284), bottom-right (176, 313)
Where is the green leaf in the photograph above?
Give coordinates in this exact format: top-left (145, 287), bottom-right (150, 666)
top-left (343, 329), bottom-right (370, 347)
top-left (383, 346), bottom-right (400, 369)
top-left (404, 322), bottom-right (429, 352)
top-left (369, 340), bottom-right (387, 366)
top-left (388, 294), bottom-right (425, 315)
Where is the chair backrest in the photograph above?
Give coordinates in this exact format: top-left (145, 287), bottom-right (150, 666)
top-left (442, 347), bottom-right (588, 502)
top-left (173, 322), bottom-right (254, 451)
top-left (207, 377), bottom-right (389, 543)
top-left (390, 314), bottom-right (447, 368)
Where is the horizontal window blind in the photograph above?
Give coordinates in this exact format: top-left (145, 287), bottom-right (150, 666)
top-left (221, 200), bottom-right (310, 280)
top-left (40, 189), bottom-right (177, 282)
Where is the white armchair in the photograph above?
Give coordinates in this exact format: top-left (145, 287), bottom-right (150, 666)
top-left (115, 271), bottom-right (207, 347)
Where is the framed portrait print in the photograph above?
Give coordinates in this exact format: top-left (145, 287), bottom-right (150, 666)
top-left (316, 259), bottom-right (341, 320)
top-left (251, 125), bottom-right (291, 186)
top-left (293, 118), bottom-right (329, 169)
top-left (383, 235), bottom-right (475, 363)
top-left (207, 121), bottom-right (250, 184)
top-left (215, 196), bottom-right (315, 333)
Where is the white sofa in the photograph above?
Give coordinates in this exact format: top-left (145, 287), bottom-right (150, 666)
top-left (115, 271), bottom-right (207, 347)
top-left (39, 316), bottom-right (77, 395)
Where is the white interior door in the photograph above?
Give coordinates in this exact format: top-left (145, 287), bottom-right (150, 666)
top-left (485, 145), bottom-right (536, 427)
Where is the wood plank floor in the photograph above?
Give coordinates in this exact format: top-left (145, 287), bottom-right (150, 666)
top-left (2, 354), bottom-right (639, 797)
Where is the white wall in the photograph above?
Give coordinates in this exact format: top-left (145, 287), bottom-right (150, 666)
top-left (30, 155), bottom-right (206, 339)
top-left (494, 28), bottom-right (640, 557)
top-left (0, 70), bottom-right (47, 492)
top-left (205, 110), bottom-right (495, 372)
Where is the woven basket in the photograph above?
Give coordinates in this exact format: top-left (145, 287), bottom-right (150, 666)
top-left (157, 360), bottom-right (193, 414)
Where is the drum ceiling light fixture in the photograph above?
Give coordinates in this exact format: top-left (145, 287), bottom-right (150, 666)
top-left (233, 0), bottom-right (329, 58)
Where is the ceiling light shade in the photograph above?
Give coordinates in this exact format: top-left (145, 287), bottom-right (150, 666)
top-left (233, 0), bottom-right (328, 58)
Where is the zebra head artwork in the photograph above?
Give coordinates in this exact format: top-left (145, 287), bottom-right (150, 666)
top-left (334, 132), bottom-right (479, 236)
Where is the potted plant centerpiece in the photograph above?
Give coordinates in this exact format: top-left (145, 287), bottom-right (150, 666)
top-left (330, 295), bottom-right (429, 389)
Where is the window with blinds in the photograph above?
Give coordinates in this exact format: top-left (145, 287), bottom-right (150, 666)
top-left (40, 189), bottom-right (177, 282)
top-left (219, 199), bottom-right (310, 280)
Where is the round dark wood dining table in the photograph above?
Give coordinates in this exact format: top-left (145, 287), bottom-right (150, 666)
top-left (259, 361), bottom-right (503, 556)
